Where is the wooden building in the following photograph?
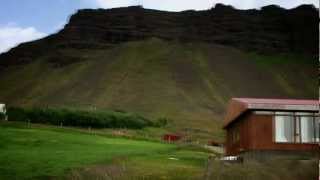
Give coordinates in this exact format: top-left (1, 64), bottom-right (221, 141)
top-left (223, 98), bottom-right (319, 158)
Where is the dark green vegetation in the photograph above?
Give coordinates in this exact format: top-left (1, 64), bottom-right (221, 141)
top-left (7, 107), bottom-right (166, 129)
top-left (0, 121), bottom-right (209, 179)
top-left (0, 39), bottom-right (317, 142)
top-left (0, 112), bottom-right (5, 120)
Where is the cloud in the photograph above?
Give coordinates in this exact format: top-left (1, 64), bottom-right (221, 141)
top-left (0, 24), bottom-right (47, 53)
top-left (93, 0), bottom-right (319, 11)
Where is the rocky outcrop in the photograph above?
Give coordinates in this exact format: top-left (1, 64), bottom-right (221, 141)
top-left (0, 4), bottom-right (318, 67)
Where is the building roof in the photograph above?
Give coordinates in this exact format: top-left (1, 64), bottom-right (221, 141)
top-left (223, 98), bottom-right (319, 129)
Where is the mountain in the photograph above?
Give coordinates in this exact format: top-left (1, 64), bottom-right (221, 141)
top-left (0, 4), bottom-right (317, 140)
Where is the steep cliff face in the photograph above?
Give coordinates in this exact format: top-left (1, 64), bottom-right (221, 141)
top-left (58, 4), bottom-right (319, 54)
top-left (0, 4), bottom-right (318, 67)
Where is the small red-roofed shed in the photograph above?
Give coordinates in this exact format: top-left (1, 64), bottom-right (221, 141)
top-left (163, 134), bottom-right (182, 142)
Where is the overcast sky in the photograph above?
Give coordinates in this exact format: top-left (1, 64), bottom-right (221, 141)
top-left (0, 0), bottom-right (318, 53)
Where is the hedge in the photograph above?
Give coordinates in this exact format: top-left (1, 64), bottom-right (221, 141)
top-left (7, 107), bottom-right (155, 129)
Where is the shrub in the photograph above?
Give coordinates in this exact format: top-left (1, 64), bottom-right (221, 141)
top-left (154, 117), bottom-right (168, 127)
top-left (7, 107), bottom-right (155, 129)
top-left (0, 112), bottom-right (5, 120)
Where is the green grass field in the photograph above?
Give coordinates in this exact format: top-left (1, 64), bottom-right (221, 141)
top-left (0, 121), bottom-right (317, 180)
top-left (0, 121), bottom-right (210, 179)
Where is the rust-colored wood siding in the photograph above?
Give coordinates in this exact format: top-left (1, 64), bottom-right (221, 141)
top-left (225, 112), bottom-right (251, 155)
top-left (225, 112), bottom-right (319, 156)
top-left (226, 128), bottom-right (238, 155)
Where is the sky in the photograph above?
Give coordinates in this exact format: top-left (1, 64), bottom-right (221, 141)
top-left (0, 0), bottom-right (318, 53)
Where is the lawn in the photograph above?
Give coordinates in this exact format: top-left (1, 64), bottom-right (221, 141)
top-left (0, 121), bottom-right (210, 179)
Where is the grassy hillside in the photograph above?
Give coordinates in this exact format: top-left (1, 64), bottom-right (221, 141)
top-left (0, 39), bottom-right (317, 140)
top-left (0, 121), bottom-right (210, 179)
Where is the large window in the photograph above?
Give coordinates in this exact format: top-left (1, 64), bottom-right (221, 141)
top-left (274, 112), bottom-right (319, 143)
top-left (297, 112), bottom-right (314, 143)
top-left (316, 116), bottom-right (320, 142)
top-left (275, 112), bottom-right (294, 142)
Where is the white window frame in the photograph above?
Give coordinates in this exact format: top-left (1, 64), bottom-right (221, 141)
top-left (274, 112), bottom-right (319, 144)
